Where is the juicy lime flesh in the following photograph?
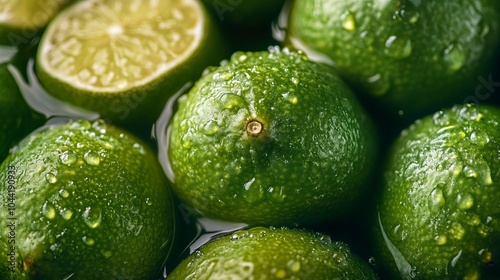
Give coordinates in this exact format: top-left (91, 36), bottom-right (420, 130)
top-left (168, 227), bottom-right (378, 279)
top-left (38, 0), bottom-right (203, 93)
top-left (0, 0), bottom-right (68, 28)
top-left (168, 48), bottom-right (377, 226)
top-left (0, 120), bottom-right (175, 279)
top-left (375, 104), bottom-right (500, 279)
top-left (287, 0), bottom-right (500, 117)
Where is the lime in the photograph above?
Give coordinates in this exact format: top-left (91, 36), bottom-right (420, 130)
top-left (0, 0), bottom-right (72, 46)
top-left (36, 0), bottom-right (227, 127)
top-left (374, 103), bottom-right (500, 279)
top-left (201, 0), bottom-right (286, 28)
top-left (0, 62), bottom-right (35, 162)
top-left (167, 226), bottom-right (378, 279)
top-left (167, 47), bottom-right (377, 226)
top-left (287, 0), bottom-right (500, 119)
top-left (0, 119), bottom-right (175, 279)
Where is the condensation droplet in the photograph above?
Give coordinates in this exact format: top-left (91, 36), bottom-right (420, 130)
top-left (132, 143), bottom-right (145, 155)
top-left (145, 198), bottom-right (153, 206)
top-left (59, 151), bottom-right (77, 165)
top-left (435, 235), bottom-right (447, 245)
top-left (69, 120), bottom-right (91, 130)
top-left (458, 104), bottom-right (481, 121)
top-left (59, 189), bottom-right (70, 198)
top-left (42, 202), bottom-right (56, 220)
top-left (450, 249), bottom-right (463, 267)
top-left (384, 36), bottom-right (412, 58)
top-left (92, 120), bottom-right (107, 134)
top-left (82, 236), bottom-right (95, 246)
top-left (428, 186), bottom-right (446, 213)
top-left (340, 11), bottom-right (356, 31)
top-left (84, 151), bottom-right (100, 166)
top-left (457, 193), bottom-right (474, 210)
top-left (291, 77), bottom-right (300, 85)
top-left (401, 10), bottom-right (420, 24)
top-left (432, 111), bottom-right (450, 126)
top-left (470, 131), bottom-right (490, 146)
top-left (243, 178), bottom-right (264, 204)
top-left (267, 186), bottom-right (286, 203)
top-left (222, 93), bottom-right (247, 110)
top-left (450, 223), bottom-right (465, 240)
top-left (45, 173), bottom-right (58, 184)
top-left (82, 207), bottom-right (102, 229)
top-left (287, 260), bottom-right (301, 273)
top-left (478, 249), bottom-right (493, 264)
top-left (443, 43), bottom-right (466, 73)
top-left (101, 250), bottom-right (112, 259)
top-left (367, 73), bottom-right (390, 96)
top-left (231, 51), bottom-right (248, 64)
top-left (60, 209), bottom-right (73, 220)
top-left (202, 121), bottom-right (220, 136)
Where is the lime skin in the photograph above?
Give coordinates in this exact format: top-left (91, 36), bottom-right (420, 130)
top-left (0, 119), bottom-right (176, 279)
top-left (167, 226), bottom-right (379, 279)
top-left (374, 104), bottom-right (500, 279)
top-left (287, 0), bottom-right (500, 121)
top-left (167, 47), bottom-right (378, 226)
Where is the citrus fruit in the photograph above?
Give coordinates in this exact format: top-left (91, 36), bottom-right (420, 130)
top-left (36, 0), bottom-right (227, 127)
top-left (374, 103), bottom-right (500, 279)
top-left (286, 0), bottom-right (500, 119)
top-left (0, 62), bottom-right (35, 162)
top-left (167, 226), bottom-right (378, 279)
top-left (167, 47), bottom-right (377, 226)
top-left (0, 0), bottom-right (72, 46)
top-left (0, 119), bottom-right (175, 279)
top-left (201, 0), bottom-right (286, 28)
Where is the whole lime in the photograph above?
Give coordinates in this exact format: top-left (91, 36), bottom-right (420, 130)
top-left (0, 119), bottom-right (176, 279)
top-left (374, 103), bottom-right (500, 279)
top-left (287, 0), bottom-right (500, 119)
top-left (167, 226), bottom-right (378, 279)
top-left (167, 47), bottom-right (377, 226)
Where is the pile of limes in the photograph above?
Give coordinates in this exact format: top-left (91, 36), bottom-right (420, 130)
top-left (0, 0), bottom-right (499, 279)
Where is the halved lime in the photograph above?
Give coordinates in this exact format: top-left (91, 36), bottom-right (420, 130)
top-left (0, 0), bottom-right (71, 46)
top-left (36, 0), bottom-right (227, 126)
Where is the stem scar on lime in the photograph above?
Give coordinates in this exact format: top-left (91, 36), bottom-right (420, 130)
top-left (246, 119), bottom-right (264, 137)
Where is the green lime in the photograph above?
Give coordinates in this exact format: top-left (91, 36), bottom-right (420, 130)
top-left (167, 47), bottom-right (377, 226)
top-left (287, 0), bottom-right (500, 119)
top-left (0, 0), bottom-right (72, 46)
top-left (0, 119), bottom-right (175, 279)
top-left (374, 103), bottom-right (500, 279)
top-left (0, 62), bottom-right (34, 162)
top-left (167, 226), bottom-right (378, 279)
top-left (201, 0), bottom-right (286, 28)
top-left (36, 0), bottom-right (227, 127)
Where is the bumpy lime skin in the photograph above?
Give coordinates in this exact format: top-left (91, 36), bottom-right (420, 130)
top-left (0, 120), bottom-right (175, 279)
top-left (288, 0), bottom-right (500, 119)
top-left (375, 104), bottom-right (500, 279)
top-left (168, 48), bottom-right (377, 226)
top-left (168, 226), bottom-right (378, 279)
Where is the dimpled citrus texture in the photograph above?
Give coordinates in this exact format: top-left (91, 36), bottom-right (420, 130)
top-left (168, 226), bottom-right (378, 279)
top-left (168, 48), bottom-right (377, 226)
top-left (375, 104), bottom-right (500, 279)
top-left (288, 0), bottom-right (500, 118)
top-left (0, 120), bottom-right (175, 279)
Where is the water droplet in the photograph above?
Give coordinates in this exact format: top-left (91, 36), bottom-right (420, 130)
top-left (59, 151), bottom-right (77, 165)
top-left (267, 186), bottom-right (286, 203)
top-left (450, 223), bottom-right (465, 240)
top-left (457, 193), bottom-right (474, 210)
top-left (92, 120), bottom-right (107, 134)
top-left (84, 151), bottom-right (100, 166)
top-left (202, 121), bottom-right (220, 136)
top-left (45, 173), bottom-right (58, 184)
top-left (428, 186), bottom-right (446, 213)
top-left (401, 10), bottom-right (420, 24)
top-left (291, 77), bottom-right (300, 85)
top-left (450, 249), bottom-right (463, 267)
top-left (458, 104), bottom-right (481, 121)
top-left (340, 11), bottom-right (356, 31)
top-left (60, 209), bottom-right (73, 220)
top-left (467, 214), bottom-right (481, 226)
top-left (384, 36), bottom-right (412, 58)
top-left (222, 93), bottom-right (247, 110)
top-left (470, 131), bottom-right (490, 146)
top-left (287, 260), bottom-right (301, 272)
top-left (432, 111), bottom-right (450, 126)
top-left (465, 158), bottom-right (493, 185)
top-left (59, 189), bottom-right (70, 198)
top-left (486, 216), bottom-right (493, 224)
top-left (82, 236), bottom-right (95, 246)
top-left (181, 135), bottom-right (191, 149)
top-left (145, 198), bottom-right (153, 206)
top-left (70, 120), bottom-right (91, 130)
top-left (435, 235), bottom-right (447, 245)
top-left (367, 73), bottom-right (390, 96)
top-left (132, 143), bottom-right (145, 155)
top-left (231, 51), bottom-right (248, 64)
top-left (82, 207), bottom-right (102, 229)
top-left (443, 43), bottom-right (466, 73)
top-left (243, 178), bottom-right (264, 204)
top-left (478, 249), bottom-right (493, 264)
top-left (42, 202), bottom-right (56, 220)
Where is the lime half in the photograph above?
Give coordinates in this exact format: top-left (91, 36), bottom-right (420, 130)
top-left (36, 0), bottom-right (226, 126)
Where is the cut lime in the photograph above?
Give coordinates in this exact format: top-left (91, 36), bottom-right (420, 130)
top-left (36, 0), bottom-right (227, 126)
top-left (0, 0), bottom-right (71, 46)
